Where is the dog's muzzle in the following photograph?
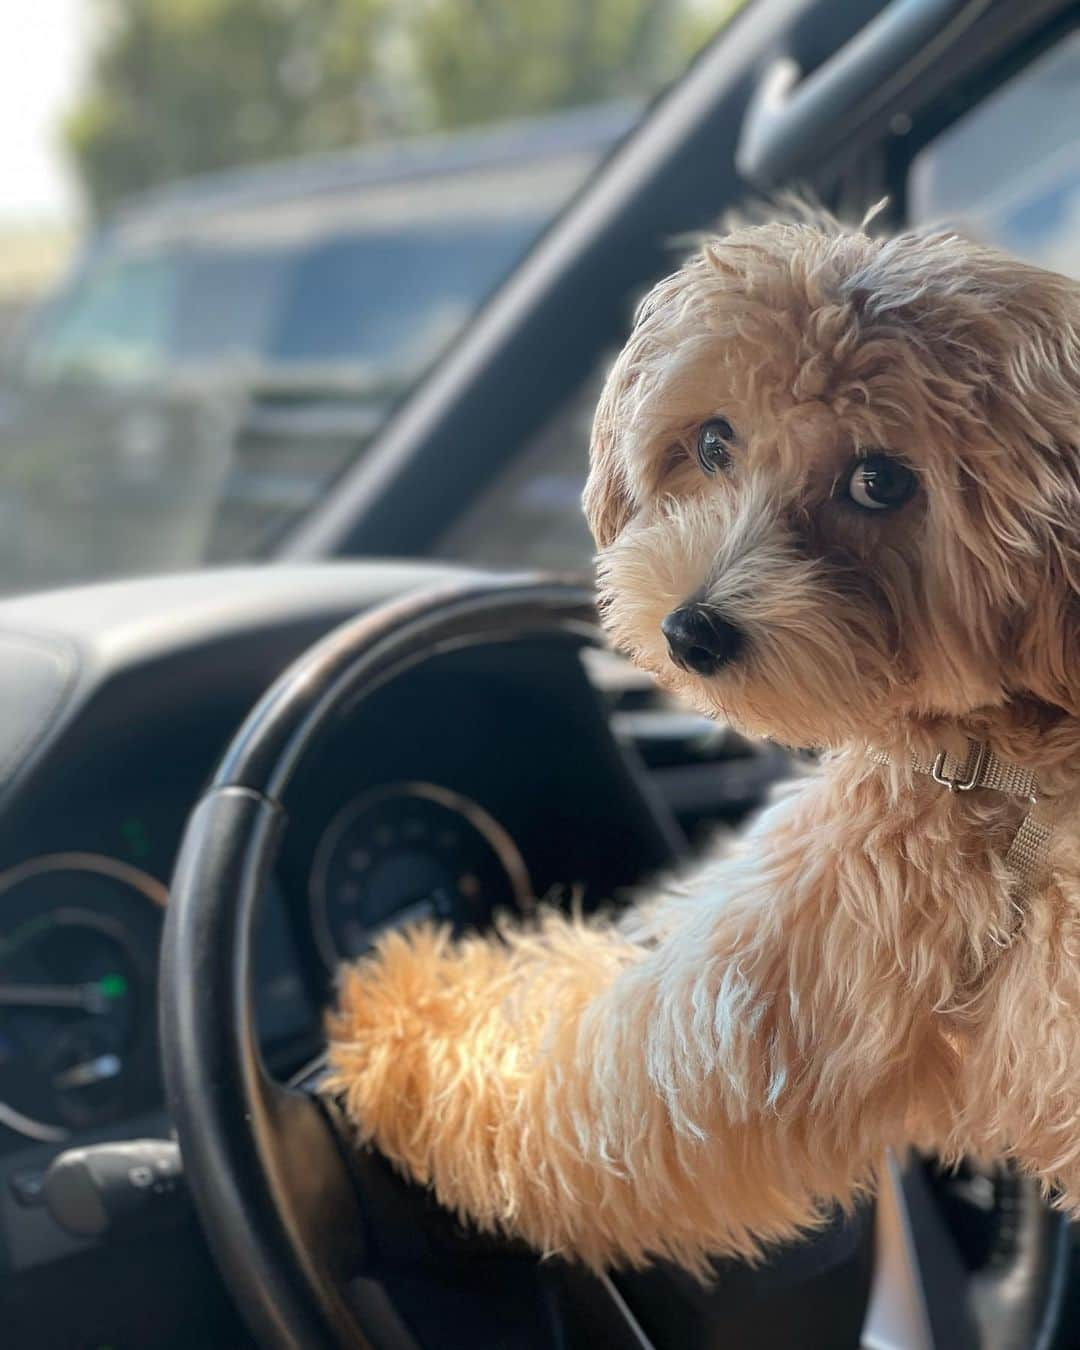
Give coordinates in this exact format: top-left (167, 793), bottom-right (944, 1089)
top-left (661, 604), bottom-right (743, 675)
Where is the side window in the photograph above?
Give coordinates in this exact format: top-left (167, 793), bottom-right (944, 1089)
top-left (908, 32), bottom-right (1080, 277)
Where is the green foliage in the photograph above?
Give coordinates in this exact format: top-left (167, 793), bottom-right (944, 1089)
top-left (65, 0), bottom-right (748, 215)
top-left (66, 0), bottom-right (385, 211)
top-left (412, 0), bottom-right (679, 128)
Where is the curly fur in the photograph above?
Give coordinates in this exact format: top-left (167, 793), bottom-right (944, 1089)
top-left (328, 217), bottom-right (1080, 1276)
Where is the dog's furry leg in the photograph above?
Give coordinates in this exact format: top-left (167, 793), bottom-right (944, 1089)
top-left (326, 771), bottom-right (965, 1274)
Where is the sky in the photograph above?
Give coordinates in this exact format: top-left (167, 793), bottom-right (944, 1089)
top-left (0, 0), bottom-right (91, 225)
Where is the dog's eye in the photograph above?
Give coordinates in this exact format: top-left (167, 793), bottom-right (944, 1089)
top-left (843, 453), bottom-right (916, 511)
top-left (696, 418), bottom-right (735, 474)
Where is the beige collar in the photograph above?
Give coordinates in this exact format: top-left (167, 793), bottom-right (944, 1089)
top-left (872, 738), bottom-right (1052, 903)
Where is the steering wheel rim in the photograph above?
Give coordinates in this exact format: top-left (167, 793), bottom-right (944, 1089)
top-left (159, 575), bottom-right (601, 1349)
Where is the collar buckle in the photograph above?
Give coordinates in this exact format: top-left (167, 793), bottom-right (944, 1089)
top-left (930, 740), bottom-right (988, 792)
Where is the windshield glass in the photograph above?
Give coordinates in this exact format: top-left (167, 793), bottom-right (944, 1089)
top-left (0, 2), bottom-right (742, 594)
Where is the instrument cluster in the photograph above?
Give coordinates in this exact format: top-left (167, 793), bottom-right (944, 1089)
top-left (308, 780), bottom-right (531, 966)
top-left (0, 854), bottom-right (165, 1145)
top-left (0, 779), bottom-right (532, 1148)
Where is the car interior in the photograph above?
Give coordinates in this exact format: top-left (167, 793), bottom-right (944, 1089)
top-left (1, 1), bottom-right (1079, 1347)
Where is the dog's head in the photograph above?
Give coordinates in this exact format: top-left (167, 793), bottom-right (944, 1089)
top-left (586, 221), bottom-right (1080, 748)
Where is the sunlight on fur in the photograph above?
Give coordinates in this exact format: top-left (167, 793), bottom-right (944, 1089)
top-left (328, 214), bottom-right (1080, 1276)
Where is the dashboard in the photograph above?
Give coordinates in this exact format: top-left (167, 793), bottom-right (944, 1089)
top-left (0, 564), bottom-right (680, 1166)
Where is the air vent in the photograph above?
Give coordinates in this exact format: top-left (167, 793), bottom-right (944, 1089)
top-left (582, 648), bottom-right (794, 832)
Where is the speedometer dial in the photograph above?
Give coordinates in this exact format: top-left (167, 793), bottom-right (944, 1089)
top-left (309, 782), bottom-right (531, 967)
top-left (0, 854), bottom-right (164, 1143)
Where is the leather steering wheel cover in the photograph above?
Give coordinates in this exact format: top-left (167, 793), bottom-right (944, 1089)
top-left (159, 576), bottom-right (601, 1349)
top-left (160, 785), bottom-right (366, 1349)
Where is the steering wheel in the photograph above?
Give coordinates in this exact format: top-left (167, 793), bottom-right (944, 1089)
top-left (159, 576), bottom-right (611, 1349)
top-left (159, 574), bottom-right (1069, 1350)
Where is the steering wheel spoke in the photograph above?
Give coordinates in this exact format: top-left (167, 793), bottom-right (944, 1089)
top-left (289, 1050), bottom-right (545, 1274)
top-left (256, 1070), bottom-right (368, 1282)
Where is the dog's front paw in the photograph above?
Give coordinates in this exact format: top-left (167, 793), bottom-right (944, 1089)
top-left (324, 922), bottom-right (514, 1186)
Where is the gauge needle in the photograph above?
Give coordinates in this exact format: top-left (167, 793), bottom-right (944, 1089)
top-left (0, 981), bottom-right (112, 1012)
top-left (52, 1053), bottom-right (123, 1091)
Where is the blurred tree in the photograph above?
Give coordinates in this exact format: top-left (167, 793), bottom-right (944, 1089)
top-left (411, 0), bottom-right (684, 129)
top-left (66, 0), bottom-right (745, 216)
top-left (66, 0), bottom-right (390, 212)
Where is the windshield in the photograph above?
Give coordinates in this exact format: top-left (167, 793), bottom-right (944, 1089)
top-left (0, 2), bottom-right (742, 595)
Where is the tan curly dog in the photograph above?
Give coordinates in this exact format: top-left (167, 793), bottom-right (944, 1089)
top-left (328, 218), bottom-right (1080, 1278)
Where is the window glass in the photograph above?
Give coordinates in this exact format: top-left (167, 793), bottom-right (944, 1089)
top-left (267, 223), bottom-right (539, 378)
top-left (908, 33), bottom-right (1080, 276)
top-left (27, 254), bottom-right (178, 384)
top-left (3, 121), bottom-right (618, 589)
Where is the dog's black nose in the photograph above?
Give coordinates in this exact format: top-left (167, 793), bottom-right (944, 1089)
top-left (661, 605), bottom-right (743, 675)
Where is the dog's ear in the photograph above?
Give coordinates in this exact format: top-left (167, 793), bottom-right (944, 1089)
top-left (1002, 436), bottom-right (1080, 717)
top-left (1009, 547), bottom-right (1080, 717)
top-left (585, 269), bottom-right (693, 551)
top-left (583, 370), bottom-right (632, 550)
top-left (963, 254), bottom-right (1080, 715)
top-left (847, 234), bottom-right (1080, 714)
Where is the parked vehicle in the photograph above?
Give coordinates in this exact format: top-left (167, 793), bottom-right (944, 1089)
top-left (0, 102), bottom-right (633, 592)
